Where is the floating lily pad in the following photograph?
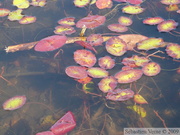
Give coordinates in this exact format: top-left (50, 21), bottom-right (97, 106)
top-left (76, 15), bottom-right (106, 29)
top-left (118, 34), bottom-right (148, 50)
top-left (87, 34), bottom-right (103, 46)
top-left (122, 5), bottom-right (144, 14)
top-left (19, 16), bottom-right (36, 24)
top-left (3, 95), bottom-right (27, 111)
top-left (74, 49), bottom-right (97, 67)
top-left (58, 17), bottom-right (75, 26)
top-left (54, 25), bottom-right (76, 35)
top-left (8, 9), bottom-right (24, 21)
top-left (13, 0), bottom-right (30, 9)
top-left (143, 17), bottom-right (164, 25)
top-left (114, 69), bottom-right (143, 83)
top-left (0, 8), bottom-right (10, 17)
top-left (65, 66), bottom-right (87, 79)
top-left (108, 24), bottom-right (128, 33)
top-left (34, 35), bottom-right (67, 52)
top-left (87, 67), bottom-right (108, 78)
top-left (137, 38), bottom-right (164, 50)
top-left (160, 0), bottom-right (180, 5)
top-left (106, 37), bottom-right (127, 56)
top-left (31, 0), bottom-right (46, 7)
top-left (96, 0), bottom-right (112, 9)
top-left (98, 76), bottom-right (117, 93)
top-left (74, 0), bottom-right (90, 7)
top-left (98, 56), bottom-right (115, 69)
top-left (157, 19), bottom-right (178, 32)
top-left (166, 43), bottom-right (180, 59)
top-left (118, 16), bottom-right (133, 26)
top-left (142, 62), bottom-right (161, 76)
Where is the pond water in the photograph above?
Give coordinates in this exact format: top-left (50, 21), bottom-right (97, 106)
top-left (0, 0), bottom-right (180, 135)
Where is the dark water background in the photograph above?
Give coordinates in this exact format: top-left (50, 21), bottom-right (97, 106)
top-left (0, 0), bottom-right (180, 135)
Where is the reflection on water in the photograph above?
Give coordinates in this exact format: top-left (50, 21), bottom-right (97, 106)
top-left (0, 0), bottom-right (180, 134)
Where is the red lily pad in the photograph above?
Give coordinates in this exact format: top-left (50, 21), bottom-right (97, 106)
top-left (96, 0), bottom-right (113, 9)
top-left (58, 17), bottom-right (75, 26)
top-left (75, 41), bottom-right (97, 53)
top-left (87, 34), bottom-right (103, 46)
top-left (122, 66), bottom-right (133, 71)
top-left (65, 66), bottom-right (87, 79)
top-left (166, 4), bottom-right (179, 12)
top-left (106, 88), bottom-right (134, 101)
top-left (54, 25), bottom-right (76, 35)
top-left (74, 49), bottom-right (97, 67)
top-left (106, 37), bottom-right (127, 56)
top-left (127, 0), bottom-right (143, 4)
top-left (142, 62), bottom-right (161, 76)
top-left (36, 131), bottom-right (54, 135)
top-left (3, 95), bottom-right (27, 111)
top-left (98, 76), bottom-right (117, 93)
top-left (114, 69), bottom-right (143, 83)
top-left (19, 16), bottom-right (36, 24)
top-left (157, 19), bottom-right (178, 32)
top-left (98, 56), bottom-right (115, 69)
top-left (118, 34), bottom-right (148, 50)
top-left (108, 24), bottom-right (128, 33)
top-left (50, 111), bottom-right (76, 135)
top-left (160, 0), bottom-right (180, 5)
top-left (76, 76), bottom-right (92, 84)
top-left (118, 16), bottom-right (133, 26)
top-left (166, 43), bottom-right (180, 59)
top-left (0, 8), bottom-right (10, 17)
top-left (143, 17), bottom-right (164, 25)
top-left (76, 15), bottom-right (106, 29)
top-left (34, 35), bottom-right (67, 52)
top-left (122, 55), bottom-right (150, 67)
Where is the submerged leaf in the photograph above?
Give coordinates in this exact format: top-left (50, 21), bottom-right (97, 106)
top-left (127, 105), bottom-right (147, 117)
top-left (134, 94), bottom-right (148, 104)
top-left (83, 81), bottom-right (95, 93)
top-left (106, 88), bottom-right (134, 101)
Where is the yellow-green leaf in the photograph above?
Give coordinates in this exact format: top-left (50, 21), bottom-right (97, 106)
top-left (127, 105), bottom-right (147, 117)
top-left (13, 0), bottom-right (30, 9)
top-left (8, 9), bottom-right (24, 21)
